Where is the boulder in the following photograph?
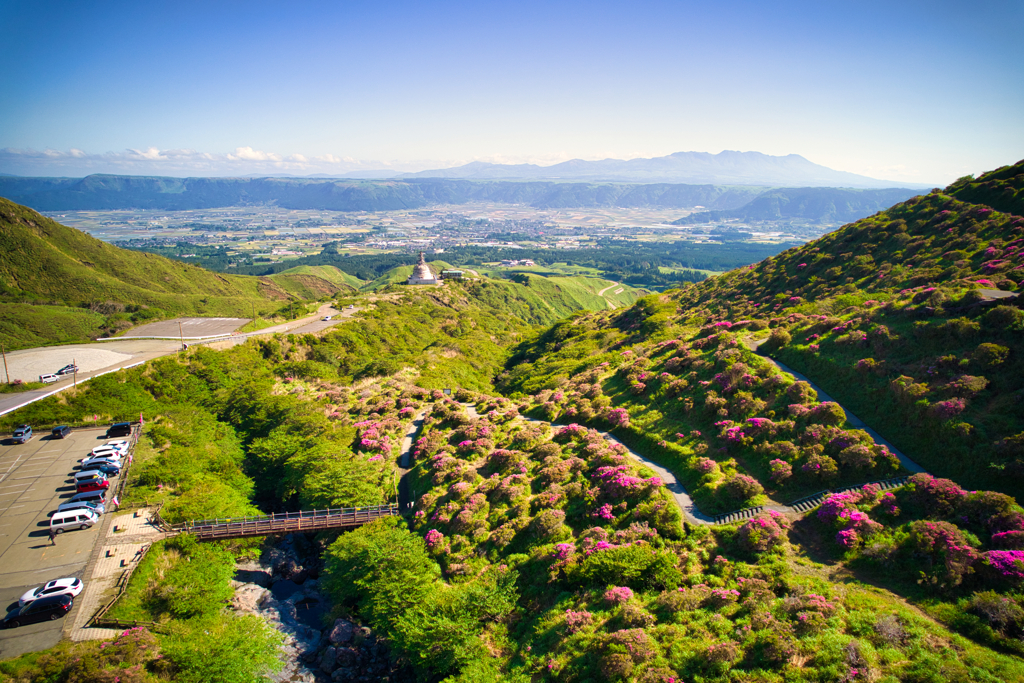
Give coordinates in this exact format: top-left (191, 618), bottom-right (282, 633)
top-left (334, 647), bottom-right (360, 666)
top-left (320, 646), bottom-right (338, 673)
top-left (231, 583), bottom-right (269, 614)
top-left (329, 619), bottom-right (354, 645)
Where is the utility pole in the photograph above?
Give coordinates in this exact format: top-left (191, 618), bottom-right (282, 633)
top-left (179, 321), bottom-right (185, 351)
top-left (73, 358), bottom-right (77, 389)
top-left (251, 302), bottom-right (256, 329)
top-left (1, 344), bottom-right (7, 384)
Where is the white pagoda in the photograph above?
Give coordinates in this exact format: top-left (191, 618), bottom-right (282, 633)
top-left (407, 251), bottom-right (439, 285)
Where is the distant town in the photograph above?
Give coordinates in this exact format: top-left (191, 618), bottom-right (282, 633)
top-left (45, 203), bottom-right (832, 269)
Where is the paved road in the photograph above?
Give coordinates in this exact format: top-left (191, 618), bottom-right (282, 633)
top-left (0, 304), bottom-right (351, 417)
top-left (119, 317), bottom-right (249, 339)
top-left (0, 428), bottom-right (113, 657)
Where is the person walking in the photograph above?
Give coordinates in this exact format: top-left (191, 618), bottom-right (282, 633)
top-left (48, 528), bottom-right (56, 546)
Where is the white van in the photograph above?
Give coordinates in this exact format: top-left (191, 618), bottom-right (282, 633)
top-left (50, 509), bottom-right (98, 533)
top-left (40, 374), bottom-right (59, 384)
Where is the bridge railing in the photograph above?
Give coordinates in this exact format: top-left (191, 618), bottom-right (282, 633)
top-left (170, 504), bottom-right (399, 539)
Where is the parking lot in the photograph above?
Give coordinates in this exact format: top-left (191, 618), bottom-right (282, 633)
top-left (0, 428), bottom-right (113, 657)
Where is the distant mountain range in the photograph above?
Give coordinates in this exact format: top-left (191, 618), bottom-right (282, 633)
top-left (674, 187), bottom-right (922, 225)
top-left (0, 175), bottom-right (921, 218)
top-left (396, 151), bottom-right (931, 188)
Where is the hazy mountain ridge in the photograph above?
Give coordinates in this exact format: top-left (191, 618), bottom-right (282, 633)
top-left (0, 175), bottom-right (771, 212)
top-left (673, 186), bottom-right (922, 224)
top-left (400, 150), bottom-right (930, 188)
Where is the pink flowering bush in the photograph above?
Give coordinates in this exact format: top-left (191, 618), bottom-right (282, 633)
top-left (907, 520), bottom-right (978, 588)
top-left (722, 474), bottom-right (763, 502)
top-left (909, 473), bottom-right (966, 517)
top-left (737, 511), bottom-right (791, 554)
top-left (552, 542), bottom-right (576, 561)
top-left (603, 586), bottom-right (634, 605)
top-left (694, 457), bottom-right (718, 475)
top-left (604, 407), bottom-right (631, 428)
top-left (563, 609), bottom-right (594, 634)
top-left (982, 550), bottom-right (1024, 585)
top-left (424, 529), bottom-right (446, 552)
top-left (768, 459), bottom-right (792, 483)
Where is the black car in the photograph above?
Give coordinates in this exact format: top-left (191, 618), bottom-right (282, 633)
top-left (107, 422), bottom-right (132, 438)
top-left (51, 425), bottom-right (71, 439)
top-left (56, 364), bottom-right (78, 376)
top-left (3, 594), bottom-right (73, 627)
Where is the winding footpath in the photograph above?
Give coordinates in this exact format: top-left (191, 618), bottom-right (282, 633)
top-left (456, 372), bottom-right (926, 526)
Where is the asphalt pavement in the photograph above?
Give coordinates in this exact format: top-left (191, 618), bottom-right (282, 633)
top-left (0, 428), bottom-right (113, 657)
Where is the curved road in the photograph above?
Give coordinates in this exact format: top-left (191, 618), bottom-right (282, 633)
top-left (0, 304), bottom-right (356, 418)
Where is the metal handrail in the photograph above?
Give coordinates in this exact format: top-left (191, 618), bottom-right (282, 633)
top-left (169, 504), bottom-right (400, 539)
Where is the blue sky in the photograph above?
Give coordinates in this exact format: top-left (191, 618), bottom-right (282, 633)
top-left (0, 0), bottom-right (1021, 183)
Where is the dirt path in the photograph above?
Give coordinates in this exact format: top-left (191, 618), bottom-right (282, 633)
top-left (596, 281), bottom-right (619, 296)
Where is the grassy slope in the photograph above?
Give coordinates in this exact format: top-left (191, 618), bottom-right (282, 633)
top-left (515, 273), bottom-right (647, 311)
top-left (274, 264), bottom-right (365, 290)
top-left (0, 302), bottom-right (109, 349)
top-left (0, 197), bottom-right (313, 348)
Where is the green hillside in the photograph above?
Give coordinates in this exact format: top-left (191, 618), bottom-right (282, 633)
top-left (666, 158), bottom-right (1024, 498)
top-left (0, 197), bottom-right (309, 348)
top-left (507, 273), bottom-right (646, 311)
top-left (7, 165), bottom-right (1024, 683)
top-left (267, 265), bottom-right (361, 299)
top-left (273, 264), bottom-right (366, 290)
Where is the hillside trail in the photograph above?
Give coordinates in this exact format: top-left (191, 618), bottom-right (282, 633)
top-left (743, 336), bottom-right (925, 474)
top-left (596, 281), bottom-right (619, 296)
top-left (397, 408), bottom-right (429, 510)
top-left (459, 402), bottom-right (716, 525)
top-left (458, 375), bottom-right (920, 526)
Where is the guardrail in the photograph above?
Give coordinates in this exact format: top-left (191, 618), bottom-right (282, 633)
top-left (171, 504), bottom-right (399, 540)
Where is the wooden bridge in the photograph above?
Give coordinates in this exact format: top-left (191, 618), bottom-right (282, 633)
top-left (160, 504), bottom-right (400, 540)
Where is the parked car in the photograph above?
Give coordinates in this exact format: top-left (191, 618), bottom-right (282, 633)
top-left (56, 500), bottom-right (105, 516)
top-left (75, 479), bottom-right (109, 494)
top-left (73, 470), bottom-right (107, 484)
top-left (90, 445), bottom-right (123, 459)
top-left (322, 315), bottom-right (333, 321)
top-left (56, 364), bottom-right (78, 376)
top-left (82, 455), bottom-right (121, 470)
top-left (80, 463), bottom-right (120, 478)
top-left (39, 374), bottom-right (59, 384)
top-left (51, 425), bottom-right (71, 439)
top-left (19, 578), bottom-right (83, 607)
top-left (3, 594), bottom-right (73, 628)
top-left (107, 422), bottom-right (132, 437)
top-left (347, 305), bottom-right (355, 309)
top-left (50, 508), bottom-right (99, 533)
top-left (105, 439), bottom-right (130, 451)
top-left (11, 425), bottom-right (32, 444)
top-left (69, 490), bottom-right (107, 506)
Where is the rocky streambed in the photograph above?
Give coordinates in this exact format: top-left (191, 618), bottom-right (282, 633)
top-left (229, 534), bottom-right (412, 683)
